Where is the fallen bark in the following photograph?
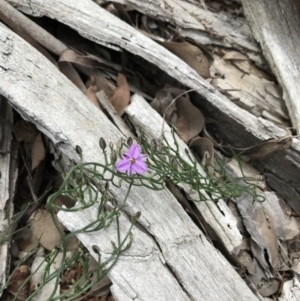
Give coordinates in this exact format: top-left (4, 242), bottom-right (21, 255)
top-left (241, 0), bottom-right (300, 134)
top-left (0, 99), bottom-right (17, 295)
top-left (0, 22), bottom-right (259, 300)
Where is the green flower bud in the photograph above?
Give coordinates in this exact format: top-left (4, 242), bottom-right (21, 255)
top-left (99, 137), bottom-right (106, 150)
top-left (75, 145), bottom-right (82, 155)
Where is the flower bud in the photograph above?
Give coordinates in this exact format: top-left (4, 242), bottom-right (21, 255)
top-left (75, 145), bottom-right (82, 155)
top-left (99, 137), bottom-right (106, 150)
top-left (127, 137), bottom-right (133, 147)
top-left (150, 139), bottom-right (157, 152)
top-left (92, 245), bottom-right (100, 254)
top-left (117, 137), bottom-right (123, 150)
top-left (171, 157), bottom-right (178, 170)
top-left (131, 211), bottom-right (141, 223)
top-left (110, 149), bottom-right (117, 163)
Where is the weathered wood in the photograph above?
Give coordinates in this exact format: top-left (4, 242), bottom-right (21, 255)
top-left (100, 0), bottom-right (265, 67)
top-left (241, 0), bottom-right (300, 134)
top-left (0, 99), bottom-right (17, 295)
top-left (0, 22), bottom-right (258, 300)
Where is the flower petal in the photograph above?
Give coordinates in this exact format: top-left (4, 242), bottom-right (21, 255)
top-left (132, 160), bottom-right (148, 174)
top-left (122, 153), bottom-right (130, 159)
top-left (138, 154), bottom-right (148, 161)
top-left (128, 144), bottom-right (141, 159)
top-left (127, 165), bottom-right (134, 176)
top-left (116, 158), bottom-right (131, 172)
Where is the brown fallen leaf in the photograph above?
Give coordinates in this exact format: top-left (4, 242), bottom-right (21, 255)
top-left (59, 61), bottom-right (87, 93)
top-left (189, 137), bottom-right (214, 175)
top-left (222, 51), bottom-right (249, 61)
top-left (30, 209), bottom-right (64, 251)
top-left (152, 87), bottom-right (205, 142)
top-left (7, 265), bottom-right (31, 301)
top-left (109, 73), bottom-right (130, 116)
top-left (91, 75), bottom-right (116, 99)
top-left (249, 135), bottom-right (292, 160)
top-left (59, 49), bottom-right (121, 73)
top-left (15, 228), bottom-right (39, 252)
top-left (159, 41), bottom-right (211, 78)
top-left (31, 133), bottom-right (46, 171)
top-left (151, 88), bottom-right (177, 124)
top-left (175, 92), bottom-right (205, 142)
top-left (86, 84), bottom-right (102, 109)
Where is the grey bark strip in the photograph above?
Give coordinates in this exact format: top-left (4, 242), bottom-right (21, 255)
top-left (241, 0), bottom-right (300, 134)
top-left (0, 99), bottom-right (17, 296)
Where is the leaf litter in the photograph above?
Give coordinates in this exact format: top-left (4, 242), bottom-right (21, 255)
top-left (0, 1), bottom-right (298, 300)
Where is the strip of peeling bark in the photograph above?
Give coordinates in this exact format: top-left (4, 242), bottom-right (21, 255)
top-left (241, 0), bottom-right (300, 134)
top-left (0, 99), bottom-right (17, 295)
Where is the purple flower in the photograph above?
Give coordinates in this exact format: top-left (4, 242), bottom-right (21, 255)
top-left (116, 144), bottom-right (148, 176)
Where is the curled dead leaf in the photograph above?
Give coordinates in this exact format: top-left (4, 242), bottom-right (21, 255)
top-left (109, 73), bottom-right (130, 116)
top-left (189, 137), bottom-right (214, 175)
top-left (160, 41), bottom-right (211, 78)
top-left (176, 93), bottom-right (205, 143)
top-left (152, 87), bottom-right (205, 142)
top-left (59, 49), bottom-right (121, 73)
top-left (86, 84), bottom-right (102, 109)
top-left (222, 51), bottom-right (249, 61)
top-left (31, 133), bottom-right (46, 171)
top-left (30, 209), bottom-right (64, 251)
top-left (249, 135), bottom-right (292, 160)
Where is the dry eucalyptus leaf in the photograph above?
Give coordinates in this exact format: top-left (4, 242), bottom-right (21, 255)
top-left (91, 75), bottom-right (116, 99)
top-left (30, 209), bottom-right (64, 251)
top-left (151, 89), bottom-right (177, 124)
top-left (189, 137), bottom-right (214, 174)
top-left (59, 62), bottom-right (86, 93)
top-left (222, 51), bottom-right (249, 61)
top-left (249, 135), bottom-right (292, 160)
top-left (31, 133), bottom-right (46, 171)
top-left (7, 265), bottom-right (31, 300)
top-left (59, 49), bottom-right (121, 73)
top-left (86, 84), bottom-right (102, 109)
top-left (109, 73), bottom-right (130, 116)
top-left (160, 41), bottom-right (211, 78)
top-left (152, 87), bottom-right (205, 142)
top-left (189, 137), bottom-right (214, 164)
top-left (176, 94), bottom-right (205, 142)
top-left (66, 235), bottom-right (79, 251)
top-left (16, 228), bottom-right (39, 252)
